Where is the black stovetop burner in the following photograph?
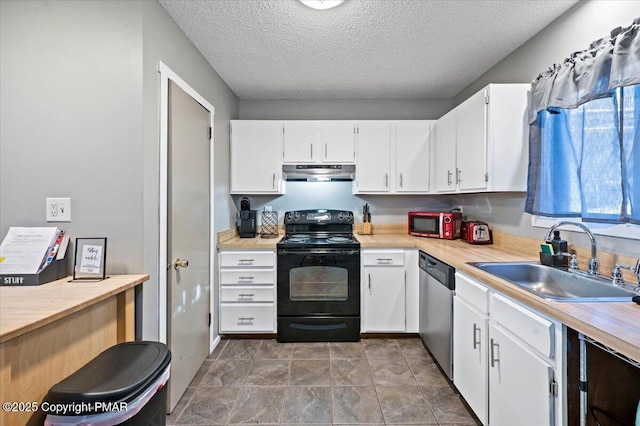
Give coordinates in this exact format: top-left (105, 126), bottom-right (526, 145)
top-left (277, 209), bottom-right (360, 250)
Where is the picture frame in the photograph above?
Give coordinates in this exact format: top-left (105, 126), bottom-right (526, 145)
top-left (73, 237), bottom-right (107, 281)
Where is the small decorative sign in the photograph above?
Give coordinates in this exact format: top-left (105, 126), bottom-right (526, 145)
top-left (73, 237), bottom-right (107, 280)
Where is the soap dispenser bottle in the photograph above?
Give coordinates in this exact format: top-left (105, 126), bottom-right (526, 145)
top-left (551, 230), bottom-right (568, 254)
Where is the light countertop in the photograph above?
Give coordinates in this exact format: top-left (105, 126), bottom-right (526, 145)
top-left (218, 227), bottom-right (640, 362)
top-left (0, 274), bottom-right (149, 343)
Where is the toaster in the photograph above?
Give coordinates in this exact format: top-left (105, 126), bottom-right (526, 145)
top-left (461, 220), bottom-right (493, 244)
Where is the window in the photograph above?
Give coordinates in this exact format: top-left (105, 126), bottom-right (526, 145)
top-left (526, 85), bottom-right (639, 225)
top-left (525, 19), bottom-right (640, 235)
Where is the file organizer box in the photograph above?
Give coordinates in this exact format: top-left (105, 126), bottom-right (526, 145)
top-left (0, 247), bottom-right (69, 286)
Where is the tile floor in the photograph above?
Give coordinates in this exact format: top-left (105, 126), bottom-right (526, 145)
top-left (167, 338), bottom-right (480, 425)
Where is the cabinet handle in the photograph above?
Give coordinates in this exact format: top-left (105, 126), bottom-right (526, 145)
top-left (310, 143), bottom-right (313, 159)
top-left (238, 316), bottom-right (255, 324)
top-left (272, 173), bottom-right (276, 189)
top-left (325, 143), bottom-right (328, 159)
top-left (376, 258), bottom-right (393, 264)
top-left (368, 273), bottom-right (371, 294)
top-left (456, 168), bottom-right (461, 185)
top-left (237, 293), bottom-right (255, 300)
top-left (385, 173), bottom-right (388, 188)
top-left (490, 338), bottom-right (499, 367)
top-left (447, 170), bottom-right (452, 186)
top-left (472, 323), bottom-right (481, 350)
top-left (237, 276), bottom-right (255, 282)
top-left (238, 259), bottom-right (255, 265)
top-left (399, 173), bottom-right (403, 188)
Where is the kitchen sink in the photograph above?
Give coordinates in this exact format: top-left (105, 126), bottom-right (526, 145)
top-left (468, 262), bottom-right (639, 302)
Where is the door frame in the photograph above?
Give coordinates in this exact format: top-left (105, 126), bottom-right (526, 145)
top-left (158, 61), bottom-right (216, 350)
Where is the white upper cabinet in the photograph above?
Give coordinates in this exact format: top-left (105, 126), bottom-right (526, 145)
top-left (433, 110), bottom-right (457, 192)
top-left (433, 83), bottom-right (529, 193)
top-left (283, 121), bottom-right (321, 163)
top-left (230, 121), bottom-right (284, 194)
top-left (456, 88), bottom-right (488, 191)
top-left (283, 121), bottom-right (355, 163)
top-left (395, 121), bottom-right (432, 192)
top-left (355, 121), bottom-right (393, 192)
top-left (355, 120), bottom-right (433, 194)
top-left (322, 122), bottom-right (356, 162)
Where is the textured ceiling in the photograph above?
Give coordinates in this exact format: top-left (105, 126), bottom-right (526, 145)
top-left (158, 0), bottom-right (578, 100)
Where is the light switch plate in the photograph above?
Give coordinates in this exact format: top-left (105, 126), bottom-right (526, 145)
top-left (46, 198), bottom-right (71, 222)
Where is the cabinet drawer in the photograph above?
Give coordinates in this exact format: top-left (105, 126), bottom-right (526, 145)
top-left (492, 293), bottom-right (554, 358)
top-left (220, 304), bottom-right (275, 332)
top-left (221, 287), bottom-right (274, 302)
top-left (220, 270), bottom-right (274, 285)
top-left (455, 272), bottom-right (489, 314)
top-left (220, 251), bottom-right (274, 267)
top-left (363, 250), bottom-right (405, 266)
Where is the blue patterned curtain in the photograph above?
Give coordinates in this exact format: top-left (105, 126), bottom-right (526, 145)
top-left (525, 18), bottom-right (640, 224)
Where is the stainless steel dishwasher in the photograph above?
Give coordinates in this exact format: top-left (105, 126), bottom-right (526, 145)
top-left (419, 250), bottom-right (455, 380)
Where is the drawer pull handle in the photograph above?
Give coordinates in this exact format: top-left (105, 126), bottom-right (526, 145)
top-left (238, 276), bottom-right (255, 281)
top-left (368, 273), bottom-right (372, 295)
top-left (472, 323), bottom-right (481, 350)
top-left (376, 258), bottom-right (393, 264)
top-left (238, 316), bottom-right (255, 324)
top-left (238, 293), bottom-right (255, 299)
top-left (490, 338), bottom-right (500, 368)
top-left (238, 259), bottom-right (255, 264)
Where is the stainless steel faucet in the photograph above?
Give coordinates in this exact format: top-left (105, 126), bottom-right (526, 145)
top-left (544, 221), bottom-right (599, 275)
top-left (611, 259), bottom-right (640, 289)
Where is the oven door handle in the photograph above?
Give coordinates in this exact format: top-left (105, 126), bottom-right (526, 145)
top-left (277, 249), bottom-right (360, 255)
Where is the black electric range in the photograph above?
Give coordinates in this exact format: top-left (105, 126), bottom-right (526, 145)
top-left (276, 209), bottom-right (361, 342)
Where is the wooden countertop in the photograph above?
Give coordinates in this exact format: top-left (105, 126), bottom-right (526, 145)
top-left (0, 274), bottom-right (149, 343)
top-left (356, 232), bottom-right (640, 363)
top-left (218, 226), bottom-right (640, 362)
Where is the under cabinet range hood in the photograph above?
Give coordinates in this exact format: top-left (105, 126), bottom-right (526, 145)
top-left (283, 164), bottom-right (355, 182)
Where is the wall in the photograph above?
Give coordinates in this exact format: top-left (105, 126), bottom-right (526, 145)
top-left (0, 2), bottom-right (144, 272)
top-left (232, 183), bottom-right (453, 227)
top-left (453, 0), bottom-right (640, 258)
top-left (141, 0), bottom-right (239, 340)
top-left (0, 0), bottom-right (240, 342)
top-left (240, 98), bottom-right (452, 120)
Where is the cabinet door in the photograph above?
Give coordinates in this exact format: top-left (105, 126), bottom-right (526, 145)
top-left (231, 121), bottom-right (283, 193)
top-left (396, 121), bottom-right (431, 193)
top-left (453, 296), bottom-right (488, 425)
top-left (489, 324), bottom-right (555, 426)
top-left (363, 266), bottom-right (405, 332)
top-left (433, 111), bottom-right (457, 192)
top-left (456, 89), bottom-right (488, 192)
top-left (356, 122), bottom-right (392, 192)
top-left (283, 121), bottom-right (320, 163)
top-left (322, 122), bottom-right (355, 163)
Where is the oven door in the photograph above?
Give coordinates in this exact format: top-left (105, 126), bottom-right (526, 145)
top-left (277, 248), bottom-right (360, 316)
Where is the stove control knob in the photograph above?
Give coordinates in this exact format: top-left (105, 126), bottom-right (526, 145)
top-left (345, 212), bottom-right (353, 221)
top-left (293, 212), bottom-right (300, 221)
top-left (285, 212), bottom-right (293, 221)
top-left (338, 212), bottom-right (345, 221)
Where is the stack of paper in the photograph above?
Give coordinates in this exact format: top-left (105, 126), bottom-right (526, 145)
top-left (0, 227), bottom-right (68, 275)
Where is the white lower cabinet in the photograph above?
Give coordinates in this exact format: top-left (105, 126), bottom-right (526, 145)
top-left (219, 250), bottom-right (276, 333)
top-left (453, 295), bottom-right (489, 424)
top-left (453, 272), bottom-right (564, 426)
top-left (362, 249), bottom-right (406, 332)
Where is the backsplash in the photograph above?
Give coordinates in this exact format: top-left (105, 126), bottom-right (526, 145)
top-left (231, 182), bottom-right (453, 226)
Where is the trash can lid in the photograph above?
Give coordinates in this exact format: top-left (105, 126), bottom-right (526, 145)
top-left (43, 341), bottom-right (170, 412)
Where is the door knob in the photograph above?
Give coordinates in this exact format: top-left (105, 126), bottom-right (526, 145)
top-left (173, 258), bottom-right (189, 269)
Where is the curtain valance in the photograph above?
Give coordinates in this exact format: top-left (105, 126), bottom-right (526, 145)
top-left (528, 17), bottom-right (640, 124)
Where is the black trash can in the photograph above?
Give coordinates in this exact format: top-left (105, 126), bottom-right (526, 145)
top-left (42, 341), bottom-right (171, 426)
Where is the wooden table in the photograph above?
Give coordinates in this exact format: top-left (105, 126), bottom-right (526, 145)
top-left (0, 274), bottom-right (149, 425)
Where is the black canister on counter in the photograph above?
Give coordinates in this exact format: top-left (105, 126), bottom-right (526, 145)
top-left (551, 230), bottom-right (568, 254)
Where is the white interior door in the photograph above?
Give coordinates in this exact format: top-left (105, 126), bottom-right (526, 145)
top-left (167, 80), bottom-right (211, 412)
